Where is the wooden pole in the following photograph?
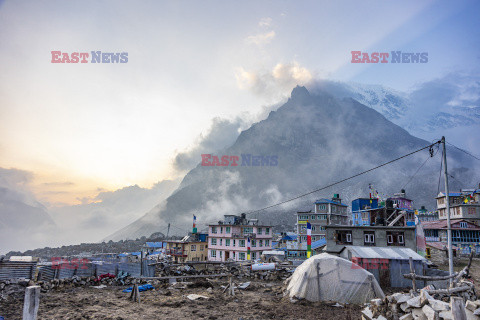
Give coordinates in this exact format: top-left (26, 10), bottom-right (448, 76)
top-left (442, 136), bottom-right (454, 286)
top-left (22, 286), bottom-right (40, 320)
top-left (409, 257), bottom-right (416, 292)
top-left (450, 297), bottom-right (467, 320)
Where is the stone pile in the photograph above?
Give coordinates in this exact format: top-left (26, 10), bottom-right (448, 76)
top-left (361, 287), bottom-right (480, 320)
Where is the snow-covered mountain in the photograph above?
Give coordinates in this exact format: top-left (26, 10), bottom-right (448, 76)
top-left (105, 86), bottom-right (480, 241)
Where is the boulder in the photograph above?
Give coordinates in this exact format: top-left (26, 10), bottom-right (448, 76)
top-left (421, 305), bottom-right (436, 320)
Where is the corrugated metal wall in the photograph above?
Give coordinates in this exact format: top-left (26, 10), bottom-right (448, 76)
top-left (0, 261), bottom-right (37, 281)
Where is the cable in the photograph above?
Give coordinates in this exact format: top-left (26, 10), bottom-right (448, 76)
top-left (401, 144), bottom-right (438, 190)
top-left (446, 141), bottom-right (480, 161)
top-left (241, 140), bottom-right (441, 216)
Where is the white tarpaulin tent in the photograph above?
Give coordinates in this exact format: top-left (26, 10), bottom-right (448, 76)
top-left (285, 253), bottom-right (385, 304)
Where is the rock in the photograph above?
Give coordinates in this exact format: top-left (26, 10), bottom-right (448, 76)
top-left (466, 301), bottom-right (477, 312)
top-left (393, 293), bottom-right (412, 304)
top-left (186, 294), bottom-right (209, 301)
top-left (400, 314), bottom-right (414, 320)
top-left (439, 310), bottom-right (452, 320)
top-left (408, 296), bottom-right (422, 308)
top-left (412, 308), bottom-right (427, 320)
top-left (361, 307), bottom-right (373, 320)
top-left (376, 315), bottom-right (387, 320)
top-left (371, 299), bottom-right (383, 306)
top-left (428, 299), bottom-right (449, 312)
top-left (422, 305), bottom-right (436, 320)
top-left (401, 302), bottom-right (411, 312)
top-left (465, 309), bottom-right (480, 320)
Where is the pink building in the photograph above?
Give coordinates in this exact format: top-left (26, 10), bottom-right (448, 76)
top-left (207, 214), bottom-right (273, 261)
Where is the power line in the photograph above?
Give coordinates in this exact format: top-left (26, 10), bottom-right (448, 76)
top-left (242, 140), bottom-right (442, 216)
top-left (402, 144), bottom-right (439, 190)
top-left (446, 141), bottom-right (480, 161)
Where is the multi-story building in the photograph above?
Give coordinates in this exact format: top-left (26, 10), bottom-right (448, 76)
top-left (165, 233), bottom-right (208, 263)
top-left (324, 225), bottom-right (417, 254)
top-left (415, 206), bottom-right (439, 222)
top-left (207, 214), bottom-right (273, 262)
top-left (436, 187), bottom-right (480, 223)
top-left (296, 194), bottom-right (349, 244)
top-left (423, 219), bottom-right (480, 254)
top-left (351, 190), bottom-right (416, 227)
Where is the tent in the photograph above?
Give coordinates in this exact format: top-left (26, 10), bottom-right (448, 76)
top-left (285, 253), bottom-right (384, 304)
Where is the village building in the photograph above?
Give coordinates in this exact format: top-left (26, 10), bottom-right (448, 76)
top-left (436, 187), bottom-right (480, 223)
top-left (324, 225), bottom-right (417, 254)
top-left (165, 233), bottom-right (208, 263)
top-left (423, 219), bottom-right (480, 255)
top-left (296, 194), bottom-right (349, 243)
top-left (415, 206), bottom-right (439, 222)
top-left (350, 190), bottom-right (416, 227)
top-left (207, 214), bottom-right (273, 262)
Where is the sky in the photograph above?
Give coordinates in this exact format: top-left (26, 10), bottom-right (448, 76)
top-left (0, 0), bottom-right (479, 208)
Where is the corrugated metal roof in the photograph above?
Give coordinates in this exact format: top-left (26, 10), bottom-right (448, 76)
top-left (312, 238), bottom-right (326, 250)
top-left (345, 246), bottom-right (426, 261)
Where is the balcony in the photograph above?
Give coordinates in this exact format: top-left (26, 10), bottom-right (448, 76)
top-left (231, 233), bottom-right (256, 238)
top-left (165, 249), bottom-right (187, 257)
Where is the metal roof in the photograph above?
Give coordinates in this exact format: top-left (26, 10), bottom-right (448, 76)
top-left (312, 238), bottom-right (326, 250)
top-left (345, 246), bottom-right (426, 261)
top-left (315, 199), bottom-right (348, 207)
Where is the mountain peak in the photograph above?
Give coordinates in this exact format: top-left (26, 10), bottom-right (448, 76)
top-left (290, 85), bottom-right (310, 100)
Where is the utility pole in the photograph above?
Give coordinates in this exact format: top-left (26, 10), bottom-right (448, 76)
top-left (442, 136), bottom-right (454, 286)
top-left (166, 223), bottom-right (171, 239)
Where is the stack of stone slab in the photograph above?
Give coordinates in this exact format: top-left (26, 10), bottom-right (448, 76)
top-left (361, 289), bottom-right (480, 320)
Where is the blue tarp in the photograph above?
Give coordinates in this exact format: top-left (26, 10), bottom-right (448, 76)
top-left (122, 284), bottom-right (154, 293)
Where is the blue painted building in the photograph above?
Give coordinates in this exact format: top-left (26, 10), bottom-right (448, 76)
top-left (352, 198), bottom-right (379, 226)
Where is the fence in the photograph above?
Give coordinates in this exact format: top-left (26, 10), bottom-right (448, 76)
top-left (36, 260), bottom-right (155, 281)
top-left (0, 261), bottom-right (37, 281)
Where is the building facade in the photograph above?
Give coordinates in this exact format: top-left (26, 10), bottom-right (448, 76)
top-left (165, 240), bottom-right (208, 263)
top-left (436, 188), bottom-right (480, 223)
top-left (324, 225), bottom-right (417, 254)
top-left (423, 219), bottom-right (480, 254)
top-left (296, 194), bottom-right (349, 244)
top-left (207, 214), bottom-right (273, 262)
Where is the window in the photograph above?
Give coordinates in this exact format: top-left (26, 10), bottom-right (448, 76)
top-left (251, 239), bottom-right (256, 247)
top-left (364, 232), bottom-right (375, 246)
top-left (244, 227), bottom-right (253, 234)
top-left (220, 227), bottom-right (223, 234)
top-left (252, 252), bottom-right (257, 260)
top-left (226, 226), bottom-right (231, 234)
top-left (311, 215), bottom-right (316, 220)
top-left (219, 239), bottom-right (223, 246)
top-left (239, 240), bottom-right (245, 247)
top-left (386, 231), bottom-right (405, 246)
top-left (426, 248), bottom-right (431, 259)
top-left (460, 222), bottom-right (468, 228)
top-left (239, 252), bottom-right (246, 260)
top-left (259, 240), bottom-right (263, 247)
top-left (302, 236), bottom-right (307, 241)
top-left (335, 230), bottom-right (352, 245)
top-left (191, 245), bottom-right (197, 251)
top-left (265, 228), bottom-right (270, 235)
top-left (312, 225), bottom-right (316, 231)
top-left (257, 228), bottom-right (263, 234)
top-left (219, 251), bottom-right (222, 258)
top-left (265, 240), bottom-right (270, 247)
top-left (211, 226), bottom-right (217, 234)
top-left (233, 240), bottom-right (236, 247)
top-left (232, 252), bottom-right (235, 259)
top-left (225, 239), bottom-right (230, 246)
top-left (319, 215), bottom-right (327, 220)
top-left (211, 250), bottom-right (216, 258)
top-left (211, 238), bottom-right (217, 245)
top-left (200, 245), bottom-right (204, 251)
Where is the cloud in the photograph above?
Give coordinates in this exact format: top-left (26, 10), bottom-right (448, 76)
top-left (246, 31), bottom-right (276, 45)
top-left (173, 117), bottom-right (248, 172)
top-left (235, 61), bottom-right (313, 100)
top-left (258, 17), bottom-right (272, 28)
top-left (42, 181), bottom-right (75, 187)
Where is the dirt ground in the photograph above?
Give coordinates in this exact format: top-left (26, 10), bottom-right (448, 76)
top-left (0, 279), bottom-right (362, 320)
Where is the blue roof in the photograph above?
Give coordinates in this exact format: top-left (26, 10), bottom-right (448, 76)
top-left (271, 241), bottom-right (279, 248)
top-left (311, 238), bottom-right (327, 250)
top-left (314, 199), bottom-right (348, 207)
top-left (130, 252), bottom-right (141, 256)
top-left (282, 234), bottom-right (297, 241)
top-left (145, 242), bottom-right (166, 248)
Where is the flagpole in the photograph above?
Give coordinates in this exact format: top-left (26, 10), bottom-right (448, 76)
top-left (442, 136), bottom-right (454, 286)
